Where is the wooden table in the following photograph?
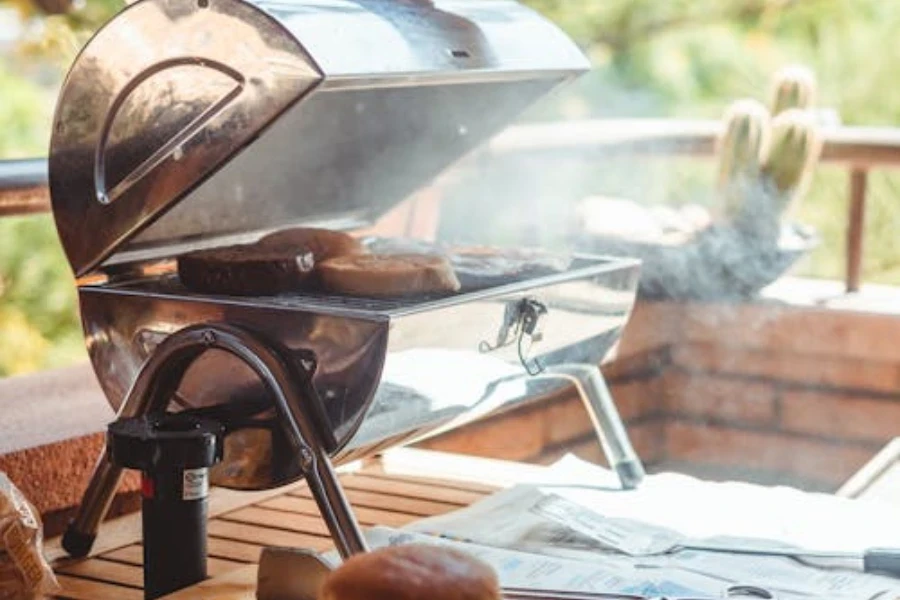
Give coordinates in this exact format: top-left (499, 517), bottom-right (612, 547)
top-left (46, 445), bottom-right (896, 599)
top-left (46, 450), bottom-right (544, 599)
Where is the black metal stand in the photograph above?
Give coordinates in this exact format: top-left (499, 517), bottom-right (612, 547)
top-left (62, 323), bottom-right (369, 580)
top-left (107, 414), bottom-right (223, 599)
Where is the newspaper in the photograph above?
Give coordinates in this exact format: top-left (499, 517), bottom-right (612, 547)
top-left (403, 455), bottom-right (900, 600)
top-left (544, 455), bottom-right (900, 555)
top-left (322, 526), bottom-right (728, 599)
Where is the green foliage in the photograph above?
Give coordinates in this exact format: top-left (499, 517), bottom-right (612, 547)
top-left (0, 0), bottom-right (122, 374)
top-left (2, 0), bottom-right (900, 376)
top-left (0, 62), bottom-right (52, 158)
top-left (0, 215), bottom-right (82, 375)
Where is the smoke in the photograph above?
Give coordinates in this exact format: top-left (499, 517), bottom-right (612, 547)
top-left (432, 69), bottom-right (686, 249)
top-left (435, 83), bottom-right (816, 306)
top-left (429, 72), bottom-right (835, 491)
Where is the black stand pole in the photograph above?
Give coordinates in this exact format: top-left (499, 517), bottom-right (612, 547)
top-left (108, 414), bottom-right (223, 600)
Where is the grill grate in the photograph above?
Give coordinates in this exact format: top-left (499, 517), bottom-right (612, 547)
top-left (111, 274), bottom-right (455, 314)
top-left (256, 291), bottom-right (445, 312)
top-left (104, 256), bottom-right (626, 316)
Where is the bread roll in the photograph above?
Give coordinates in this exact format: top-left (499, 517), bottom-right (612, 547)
top-left (177, 244), bottom-right (315, 296)
top-left (320, 545), bottom-right (500, 600)
top-left (258, 227), bottom-right (366, 262)
top-left (318, 253), bottom-right (461, 297)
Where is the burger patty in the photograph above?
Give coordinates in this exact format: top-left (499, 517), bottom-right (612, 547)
top-left (177, 245), bottom-right (315, 296)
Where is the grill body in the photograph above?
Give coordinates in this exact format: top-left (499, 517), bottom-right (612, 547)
top-left (81, 255), bottom-right (639, 489)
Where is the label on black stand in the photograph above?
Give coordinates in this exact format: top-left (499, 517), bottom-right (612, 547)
top-left (182, 468), bottom-right (209, 501)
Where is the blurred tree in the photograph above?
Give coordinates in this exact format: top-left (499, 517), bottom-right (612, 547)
top-left (4, 0), bottom-right (122, 67)
top-left (520, 0), bottom-right (892, 120)
top-left (0, 0), bottom-right (120, 374)
top-left (5, 0), bottom-right (120, 32)
top-left (0, 214), bottom-right (82, 376)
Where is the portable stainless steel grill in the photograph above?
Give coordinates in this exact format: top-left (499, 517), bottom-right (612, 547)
top-left (50, 0), bottom-right (646, 565)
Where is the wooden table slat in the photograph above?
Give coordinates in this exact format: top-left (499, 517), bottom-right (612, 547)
top-left (102, 545), bottom-right (244, 577)
top-left (56, 557), bottom-right (144, 588)
top-left (209, 558), bottom-right (245, 578)
top-left (220, 506), bottom-right (332, 536)
top-left (206, 537), bottom-right (266, 564)
top-left (338, 474), bottom-right (484, 504)
top-left (357, 468), bottom-right (500, 494)
top-left (55, 574), bottom-right (145, 600)
top-left (101, 545), bottom-right (143, 565)
top-left (291, 486), bottom-right (463, 516)
top-left (207, 519), bottom-right (332, 551)
top-left (158, 565), bottom-right (260, 600)
top-left (259, 495), bottom-right (414, 527)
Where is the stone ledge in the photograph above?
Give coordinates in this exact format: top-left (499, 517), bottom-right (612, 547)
top-left (0, 432), bottom-right (141, 536)
top-left (0, 363), bottom-right (111, 455)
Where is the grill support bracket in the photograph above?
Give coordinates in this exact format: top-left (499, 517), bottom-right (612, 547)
top-left (63, 322), bottom-right (369, 567)
top-left (540, 364), bottom-right (646, 489)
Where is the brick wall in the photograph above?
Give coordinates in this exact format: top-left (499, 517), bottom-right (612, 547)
top-left (421, 299), bottom-right (900, 492)
top-left (663, 300), bottom-right (900, 490)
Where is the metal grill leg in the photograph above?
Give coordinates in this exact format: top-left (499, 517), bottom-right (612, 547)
top-left (542, 364), bottom-right (645, 489)
top-left (277, 411), bottom-right (368, 558)
top-left (61, 451), bottom-right (125, 557)
top-left (267, 357), bottom-right (368, 558)
top-left (63, 376), bottom-right (168, 557)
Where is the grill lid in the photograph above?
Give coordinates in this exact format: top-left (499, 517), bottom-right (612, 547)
top-left (49, 0), bottom-right (589, 277)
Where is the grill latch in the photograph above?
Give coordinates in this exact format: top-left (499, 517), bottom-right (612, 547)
top-left (480, 297), bottom-right (548, 375)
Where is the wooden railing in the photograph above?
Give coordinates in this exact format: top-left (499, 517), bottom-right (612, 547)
top-left (4, 119), bottom-right (900, 292)
top-left (0, 159), bottom-right (49, 217)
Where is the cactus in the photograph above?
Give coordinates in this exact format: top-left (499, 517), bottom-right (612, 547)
top-left (716, 98), bottom-right (771, 220)
top-left (716, 98), bottom-right (771, 186)
top-left (761, 108), bottom-right (823, 216)
top-left (769, 64), bottom-right (818, 116)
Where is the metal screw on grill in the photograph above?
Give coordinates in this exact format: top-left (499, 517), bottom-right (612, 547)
top-left (296, 349), bottom-right (318, 374)
top-left (299, 446), bottom-right (315, 471)
top-left (107, 414), bottom-right (224, 600)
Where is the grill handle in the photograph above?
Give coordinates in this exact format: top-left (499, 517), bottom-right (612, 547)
top-left (536, 364), bottom-right (646, 490)
top-left (63, 323), bottom-right (368, 562)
